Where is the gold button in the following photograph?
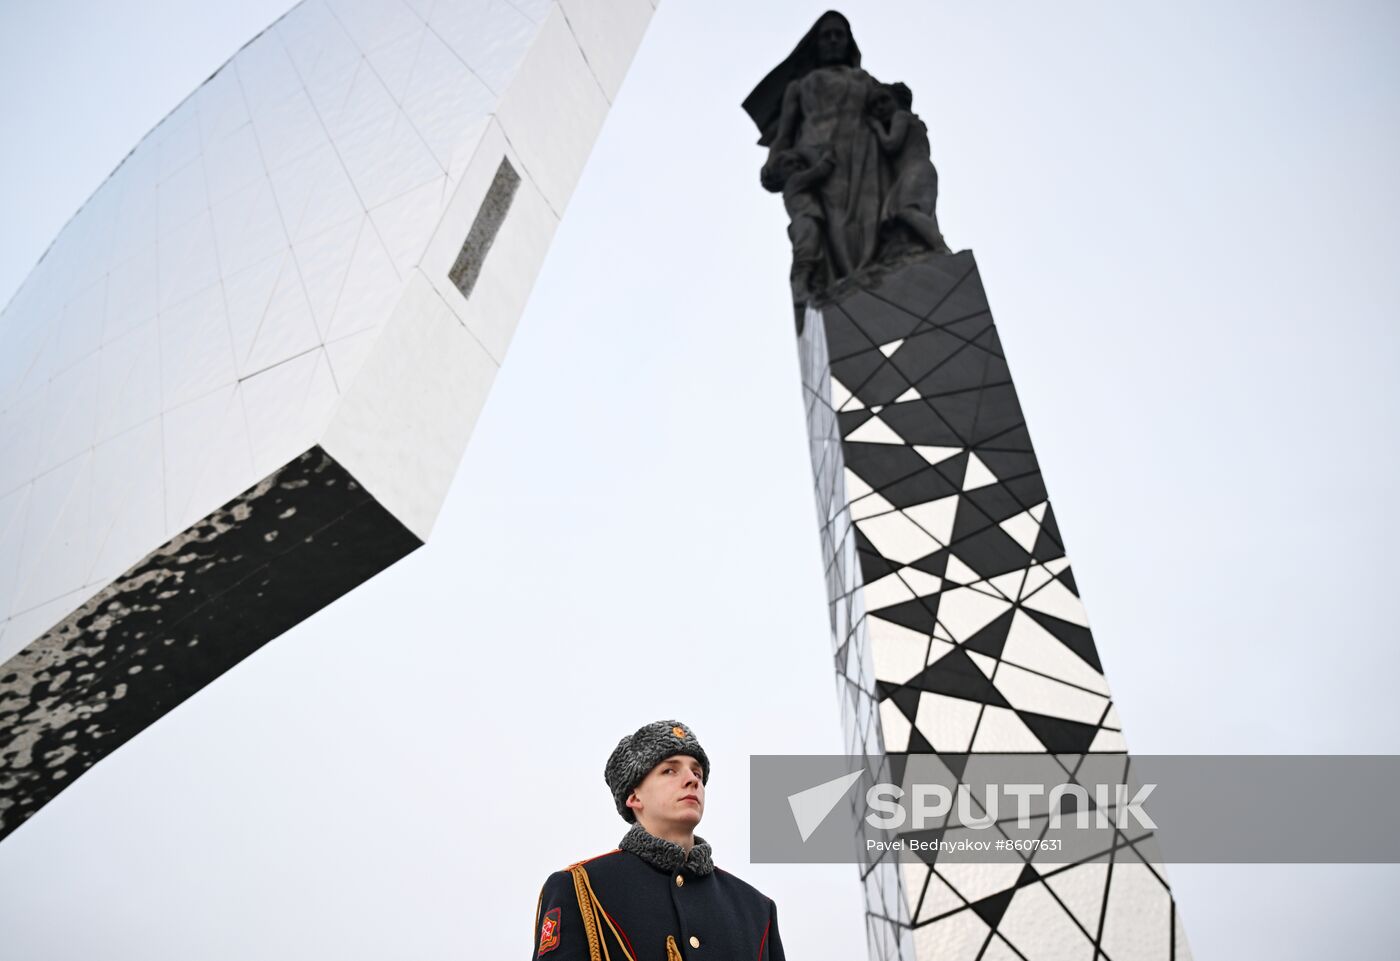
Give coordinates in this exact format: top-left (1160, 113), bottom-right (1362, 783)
top-left (689, 936), bottom-right (700, 949)
top-left (675, 875), bottom-right (684, 887)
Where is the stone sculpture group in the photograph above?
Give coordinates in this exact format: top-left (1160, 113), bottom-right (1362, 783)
top-left (744, 11), bottom-right (952, 308)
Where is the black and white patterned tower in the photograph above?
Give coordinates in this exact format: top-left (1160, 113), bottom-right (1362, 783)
top-left (798, 252), bottom-right (1192, 961)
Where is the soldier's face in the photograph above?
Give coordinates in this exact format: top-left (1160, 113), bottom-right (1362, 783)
top-left (628, 754), bottom-right (705, 829)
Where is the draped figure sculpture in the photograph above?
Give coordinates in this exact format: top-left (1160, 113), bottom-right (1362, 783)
top-left (744, 11), bottom-right (951, 310)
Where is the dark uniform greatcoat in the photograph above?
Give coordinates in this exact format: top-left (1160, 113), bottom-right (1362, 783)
top-left (532, 825), bottom-right (786, 960)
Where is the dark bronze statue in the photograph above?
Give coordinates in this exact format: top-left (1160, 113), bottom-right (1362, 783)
top-left (744, 11), bottom-right (951, 308)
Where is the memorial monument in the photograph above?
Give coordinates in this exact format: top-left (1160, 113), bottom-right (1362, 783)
top-left (746, 12), bottom-right (1193, 961)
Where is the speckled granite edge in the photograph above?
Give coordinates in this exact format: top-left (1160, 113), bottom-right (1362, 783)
top-left (0, 446), bottom-right (421, 841)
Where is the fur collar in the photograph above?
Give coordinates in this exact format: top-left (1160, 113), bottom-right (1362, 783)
top-left (619, 823), bottom-right (715, 876)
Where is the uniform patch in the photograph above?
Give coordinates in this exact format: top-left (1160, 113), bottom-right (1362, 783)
top-left (672, 726), bottom-right (686, 738)
top-left (538, 906), bottom-right (562, 955)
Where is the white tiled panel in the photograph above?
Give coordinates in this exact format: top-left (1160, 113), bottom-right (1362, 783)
top-left (0, 0), bottom-right (657, 663)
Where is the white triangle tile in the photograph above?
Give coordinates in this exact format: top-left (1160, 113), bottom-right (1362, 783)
top-left (924, 636), bottom-right (956, 665)
top-left (962, 451), bottom-right (998, 490)
top-left (1090, 728), bottom-right (1128, 753)
top-left (987, 568), bottom-right (1026, 601)
top-left (843, 467), bottom-right (873, 501)
top-left (942, 554), bottom-right (983, 586)
top-left (849, 490), bottom-right (895, 521)
top-left (1022, 562), bottom-right (1056, 597)
top-left (1103, 704), bottom-right (1124, 730)
top-left (878, 699), bottom-right (911, 752)
top-left (899, 566), bottom-right (942, 598)
top-left (995, 882), bottom-right (1099, 958)
top-left (934, 585), bottom-right (1011, 641)
top-left (829, 377), bottom-right (852, 411)
top-left (868, 624), bottom-right (924, 686)
top-left (966, 650), bottom-right (997, 678)
top-left (935, 863), bottom-right (1025, 905)
top-left (913, 869), bottom-right (967, 924)
top-left (991, 662), bottom-right (1110, 725)
top-left (894, 386), bottom-right (920, 403)
top-left (903, 494), bottom-right (958, 546)
top-left (1022, 578), bottom-right (1091, 627)
top-left (914, 691), bottom-right (982, 753)
top-left (857, 511), bottom-right (939, 564)
top-left (867, 615), bottom-right (929, 650)
top-left (1100, 865), bottom-right (1174, 961)
top-left (1030, 501), bottom-right (1049, 522)
top-left (1001, 610), bottom-right (1110, 694)
top-left (969, 705), bottom-right (1046, 752)
top-left (862, 571), bottom-right (917, 611)
top-left (1000, 508), bottom-right (1042, 552)
top-left (878, 338), bottom-right (903, 357)
top-left (845, 415), bottom-right (904, 444)
top-left (977, 936), bottom-right (1023, 961)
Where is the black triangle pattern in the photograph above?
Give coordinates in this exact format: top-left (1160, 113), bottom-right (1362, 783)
top-left (798, 253), bottom-right (1188, 960)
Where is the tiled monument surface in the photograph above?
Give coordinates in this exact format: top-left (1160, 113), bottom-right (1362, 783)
top-left (799, 252), bottom-right (1191, 961)
top-left (0, 0), bottom-right (656, 840)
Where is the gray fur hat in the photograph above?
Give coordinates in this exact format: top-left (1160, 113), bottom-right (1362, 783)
top-left (604, 720), bottom-right (711, 822)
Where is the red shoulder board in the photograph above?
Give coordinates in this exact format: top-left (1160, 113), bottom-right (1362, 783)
top-left (538, 906), bottom-right (562, 956)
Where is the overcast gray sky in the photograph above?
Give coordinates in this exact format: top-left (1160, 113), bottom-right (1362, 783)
top-left (2, 1), bottom-right (1399, 958)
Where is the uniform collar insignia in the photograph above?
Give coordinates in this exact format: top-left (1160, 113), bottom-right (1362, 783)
top-left (619, 823), bottom-right (715, 876)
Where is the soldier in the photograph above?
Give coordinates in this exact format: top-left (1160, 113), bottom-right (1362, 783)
top-left (531, 720), bottom-right (787, 960)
